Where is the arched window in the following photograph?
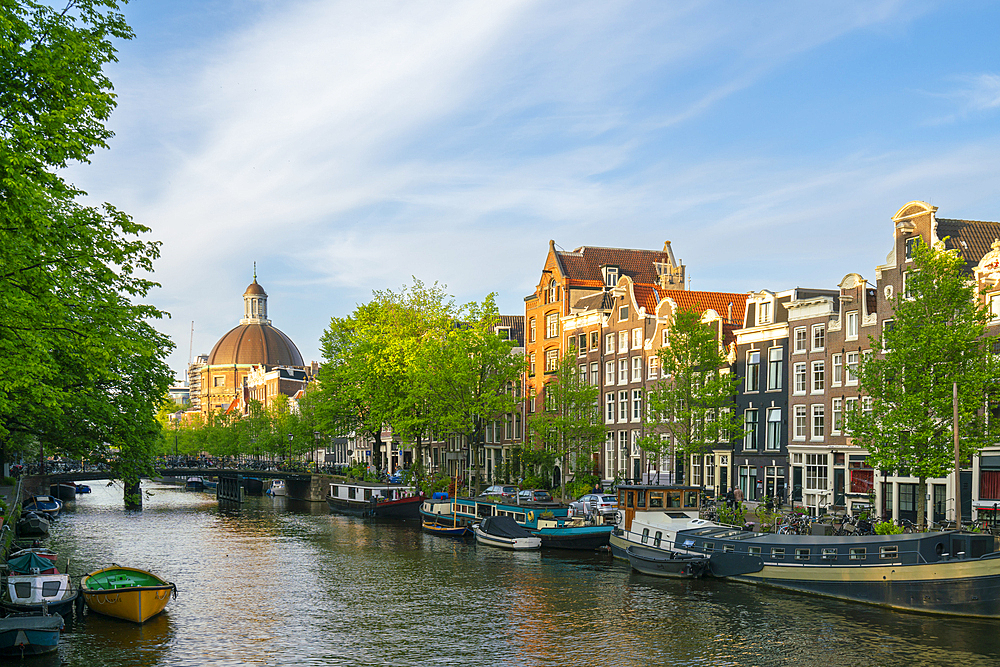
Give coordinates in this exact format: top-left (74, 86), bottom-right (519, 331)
top-left (547, 279), bottom-right (559, 304)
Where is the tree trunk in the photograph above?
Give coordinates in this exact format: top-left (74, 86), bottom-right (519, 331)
top-left (124, 479), bottom-right (142, 510)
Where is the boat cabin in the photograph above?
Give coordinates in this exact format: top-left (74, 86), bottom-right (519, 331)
top-left (328, 482), bottom-right (419, 503)
top-left (616, 485), bottom-right (702, 532)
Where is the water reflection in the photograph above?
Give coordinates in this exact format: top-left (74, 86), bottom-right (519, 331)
top-left (32, 480), bottom-right (1000, 667)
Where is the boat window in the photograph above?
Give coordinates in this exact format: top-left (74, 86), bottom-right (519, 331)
top-left (795, 548), bottom-right (810, 561)
top-left (667, 491), bottom-right (681, 508)
top-left (822, 548), bottom-right (838, 561)
top-left (684, 491), bottom-right (699, 508)
top-left (850, 547), bottom-right (866, 560)
top-left (654, 531), bottom-right (663, 548)
top-left (627, 492), bottom-right (634, 508)
top-left (14, 582), bottom-right (30, 599)
top-left (365, 490), bottom-right (372, 501)
top-left (771, 548), bottom-right (785, 559)
top-left (642, 528), bottom-right (650, 544)
top-left (703, 542), bottom-right (715, 553)
top-left (348, 487), bottom-right (356, 499)
top-left (666, 512), bottom-right (690, 519)
top-left (330, 485), bottom-right (338, 496)
top-left (516, 513), bottom-right (526, 523)
top-left (42, 580), bottom-right (61, 597)
top-left (648, 492), bottom-right (662, 508)
top-left (637, 490), bottom-right (646, 508)
top-left (880, 545), bottom-right (899, 560)
top-left (723, 544), bottom-right (734, 553)
top-left (749, 546), bottom-right (762, 556)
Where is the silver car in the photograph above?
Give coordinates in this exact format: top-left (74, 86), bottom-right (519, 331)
top-left (479, 485), bottom-right (518, 498)
top-left (574, 494), bottom-right (618, 517)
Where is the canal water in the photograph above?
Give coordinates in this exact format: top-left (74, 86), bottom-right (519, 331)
top-left (29, 480), bottom-right (1000, 666)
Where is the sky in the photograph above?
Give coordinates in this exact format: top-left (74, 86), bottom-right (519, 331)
top-left (62, 0), bottom-right (1000, 382)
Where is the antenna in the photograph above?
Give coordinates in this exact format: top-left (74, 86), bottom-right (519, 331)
top-left (188, 321), bottom-right (194, 365)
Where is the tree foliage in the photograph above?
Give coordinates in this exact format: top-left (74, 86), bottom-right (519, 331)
top-left (0, 1), bottom-right (173, 488)
top-left (849, 239), bottom-right (1000, 527)
top-left (527, 353), bottom-right (603, 499)
top-left (642, 309), bottom-right (742, 483)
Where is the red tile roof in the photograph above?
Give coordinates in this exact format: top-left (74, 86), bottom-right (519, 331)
top-left (557, 246), bottom-right (678, 285)
top-left (661, 290), bottom-right (748, 324)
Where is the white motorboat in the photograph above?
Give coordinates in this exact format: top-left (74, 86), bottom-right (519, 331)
top-left (474, 515), bottom-right (541, 550)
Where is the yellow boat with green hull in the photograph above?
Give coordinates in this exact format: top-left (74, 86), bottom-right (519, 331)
top-left (81, 566), bottom-right (177, 623)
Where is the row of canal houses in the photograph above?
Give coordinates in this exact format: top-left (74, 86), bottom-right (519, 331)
top-left (519, 200), bottom-right (1000, 525)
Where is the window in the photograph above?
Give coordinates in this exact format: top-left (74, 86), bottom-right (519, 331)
top-left (844, 397), bottom-right (858, 434)
top-left (831, 398), bottom-right (843, 435)
top-left (213, 375), bottom-right (225, 387)
top-left (822, 548), bottom-right (838, 561)
top-left (771, 547), bottom-right (785, 559)
top-left (846, 311), bottom-right (859, 339)
top-left (812, 404), bottom-right (825, 439)
top-left (545, 349), bottom-right (558, 372)
top-left (846, 352), bottom-right (859, 385)
top-left (794, 327), bottom-right (807, 352)
top-left (749, 546), bottom-right (761, 556)
top-left (619, 330), bottom-right (629, 351)
top-left (744, 409), bottom-right (758, 451)
top-left (641, 528), bottom-right (649, 544)
top-left (632, 389), bottom-right (642, 420)
top-left (904, 235), bottom-right (920, 260)
top-left (590, 362), bottom-right (599, 386)
top-left (766, 408), bottom-right (781, 451)
top-left (767, 347), bottom-right (782, 390)
top-left (812, 324), bottom-right (825, 351)
top-left (631, 356), bottom-right (642, 382)
top-left (619, 391), bottom-right (628, 422)
top-left (793, 363), bottom-right (807, 395)
top-left (590, 331), bottom-right (600, 350)
top-left (662, 329), bottom-right (669, 346)
top-left (603, 266), bottom-right (619, 286)
top-left (805, 453), bottom-right (828, 490)
top-left (654, 531), bottom-right (662, 548)
top-left (605, 333), bottom-right (615, 354)
top-left (794, 405), bottom-right (807, 440)
top-left (545, 313), bottom-right (559, 339)
top-left (606, 393), bottom-right (615, 422)
top-left (849, 547), bottom-right (866, 561)
top-left (567, 335), bottom-right (577, 354)
top-left (619, 305), bottom-right (629, 321)
top-left (528, 352), bottom-right (536, 377)
top-left (880, 546), bottom-right (898, 560)
top-left (529, 317), bottom-right (536, 343)
top-left (758, 301), bottom-right (771, 325)
top-left (746, 351), bottom-right (760, 392)
top-left (618, 358), bottom-right (629, 384)
top-left (579, 364), bottom-right (587, 385)
top-left (647, 356), bottom-right (659, 380)
top-left (605, 361), bottom-right (615, 385)
top-left (632, 328), bottom-right (642, 350)
top-left (832, 354), bottom-right (842, 385)
top-left (795, 548), bottom-right (810, 561)
top-left (578, 333), bottom-right (587, 356)
top-left (811, 361), bottom-right (825, 393)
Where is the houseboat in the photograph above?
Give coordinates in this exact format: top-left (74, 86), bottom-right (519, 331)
top-left (450, 495), bottom-right (612, 550)
top-left (327, 481), bottom-right (423, 519)
top-left (612, 483), bottom-right (1000, 618)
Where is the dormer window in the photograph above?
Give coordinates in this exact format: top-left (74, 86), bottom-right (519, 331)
top-left (757, 301), bottom-right (771, 325)
top-left (602, 265), bottom-right (619, 287)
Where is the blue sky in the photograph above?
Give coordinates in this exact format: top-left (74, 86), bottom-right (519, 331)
top-left (63, 0), bottom-right (1000, 380)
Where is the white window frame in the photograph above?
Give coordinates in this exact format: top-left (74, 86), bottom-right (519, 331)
top-left (632, 328), bottom-right (642, 350)
top-left (794, 327), bottom-right (807, 353)
top-left (744, 409), bottom-right (759, 451)
top-left (758, 300), bottom-right (771, 325)
top-left (605, 361), bottom-right (615, 386)
top-left (793, 362), bottom-right (807, 395)
top-left (605, 333), bottom-right (615, 354)
top-left (618, 358), bottom-right (629, 384)
top-left (647, 355), bottom-right (659, 380)
top-left (606, 393), bottom-right (615, 422)
top-left (832, 353), bottom-right (842, 386)
top-left (765, 408), bottom-right (781, 451)
top-left (846, 311), bottom-right (859, 340)
top-left (618, 330), bottom-right (629, 351)
top-left (631, 356), bottom-right (642, 382)
top-left (618, 390), bottom-right (628, 423)
top-left (831, 398), bottom-right (843, 435)
top-left (745, 351), bottom-right (760, 392)
top-left (632, 389), bottom-right (642, 421)
top-left (794, 405), bottom-right (807, 440)
top-left (811, 360), bottom-right (825, 393)
top-left (767, 347), bottom-right (782, 391)
top-left (812, 324), bottom-right (825, 352)
top-left (812, 404), bottom-right (825, 440)
top-left (846, 351), bottom-right (859, 386)
top-left (545, 313), bottom-right (559, 339)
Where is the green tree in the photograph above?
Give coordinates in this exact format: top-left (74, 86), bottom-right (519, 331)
top-left (413, 294), bottom-right (523, 493)
top-left (0, 1), bottom-right (173, 505)
top-left (528, 353), bottom-right (604, 500)
top-left (848, 240), bottom-right (1000, 529)
top-left (642, 309), bottom-right (743, 485)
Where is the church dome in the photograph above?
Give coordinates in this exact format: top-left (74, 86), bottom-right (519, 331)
top-left (207, 323), bottom-right (304, 367)
top-left (244, 280), bottom-right (266, 296)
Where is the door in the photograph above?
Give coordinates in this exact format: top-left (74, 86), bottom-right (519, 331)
top-left (833, 469), bottom-right (845, 507)
top-left (792, 467), bottom-right (802, 502)
top-left (719, 466), bottom-right (727, 493)
top-left (962, 470), bottom-right (973, 523)
top-left (633, 459), bottom-right (641, 483)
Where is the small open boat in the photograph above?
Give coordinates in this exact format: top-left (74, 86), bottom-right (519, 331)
top-left (421, 520), bottom-right (470, 538)
top-left (0, 614), bottom-right (63, 658)
top-left (2, 550), bottom-right (80, 617)
top-left (23, 495), bottom-right (62, 519)
top-left (81, 566), bottom-right (176, 623)
top-left (266, 479), bottom-right (287, 496)
top-left (474, 515), bottom-right (541, 550)
top-left (75, 483), bottom-right (92, 494)
top-left (625, 545), bottom-right (709, 579)
top-left (16, 511), bottom-right (49, 537)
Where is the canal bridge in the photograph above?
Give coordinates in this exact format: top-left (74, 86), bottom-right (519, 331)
top-left (24, 469), bottom-right (338, 503)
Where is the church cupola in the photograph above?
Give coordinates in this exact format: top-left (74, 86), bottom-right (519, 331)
top-left (241, 269), bottom-right (270, 325)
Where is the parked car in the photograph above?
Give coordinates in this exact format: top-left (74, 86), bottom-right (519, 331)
top-left (571, 493), bottom-right (618, 518)
top-left (479, 485), bottom-right (518, 498)
top-left (518, 489), bottom-right (553, 503)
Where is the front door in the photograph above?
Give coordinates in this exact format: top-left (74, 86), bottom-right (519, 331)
top-left (833, 469), bottom-right (845, 507)
top-left (962, 470), bottom-right (973, 523)
top-left (792, 467), bottom-right (803, 502)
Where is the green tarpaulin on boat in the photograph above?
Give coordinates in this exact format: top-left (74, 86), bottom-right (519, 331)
top-left (7, 552), bottom-right (56, 574)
